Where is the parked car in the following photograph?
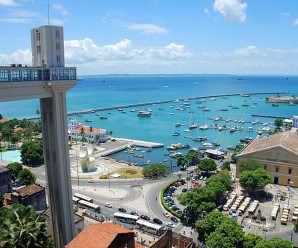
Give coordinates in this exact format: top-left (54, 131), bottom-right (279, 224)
top-left (163, 212), bottom-right (170, 218)
top-left (140, 215), bottom-right (150, 221)
top-left (105, 203), bottom-right (112, 208)
top-left (153, 218), bottom-right (162, 225)
top-left (182, 188), bottom-right (188, 193)
top-left (118, 208), bottom-right (126, 213)
top-left (131, 211), bottom-right (139, 216)
top-left (87, 179), bottom-right (95, 183)
top-left (166, 222), bottom-right (175, 228)
top-left (171, 216), bottom-right (178, 223)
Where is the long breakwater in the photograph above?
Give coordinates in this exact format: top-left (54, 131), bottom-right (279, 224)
top-left (27, 91), bottom-right (286, 120)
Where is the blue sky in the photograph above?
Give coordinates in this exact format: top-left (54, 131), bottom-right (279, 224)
top-left (0, 0), bottom-right (298, 75)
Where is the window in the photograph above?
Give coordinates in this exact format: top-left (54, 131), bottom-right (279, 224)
top-left (0, 69), bottom-right (10, 82)
top-left (37, 45), bottom-right (41, 54)
top-left (11, 70), bottom-right (21, 82)
top-left (51, 69), bottom-right (58, 80)
top-left (36, 32), bottom-right (40, 42)
top-left (288, 179), bottom-right (292, 184)
top-left (264, 165), bottom-right (267, 171)
top-left (23, 70), bottom-right (32, 81)
top-left (289, 168), bottom-right (292, 174)
top-left (33, 70), bottom-right (42, 81)
top-left (275, 166), bottom-right (279, 173)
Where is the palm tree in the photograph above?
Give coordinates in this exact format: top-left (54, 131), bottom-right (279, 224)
top-left (80, 127), bottom-right (85, 143)
top-left (0, 205), bottom-right (53, 247)
top-left (94, 135), bottom-right (100, 145)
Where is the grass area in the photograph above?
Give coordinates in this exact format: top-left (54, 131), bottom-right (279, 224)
top-left (103, 167), bottom-right (143, 179)
top-left (0, 148), bottom-right (8, 152)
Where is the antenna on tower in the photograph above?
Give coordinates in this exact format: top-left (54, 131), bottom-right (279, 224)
top-left (47, 0), bottom-right (50, 25)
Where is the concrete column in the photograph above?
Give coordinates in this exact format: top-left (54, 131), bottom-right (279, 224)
top-left (40, 92), bottom-right (75, 248)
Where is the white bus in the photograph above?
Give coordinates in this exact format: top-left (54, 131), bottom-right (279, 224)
top-left (74, 193), bottom-right (93, 203)
top-left (113, 212), bottom-right (139, 224)
top-left (136, 219), bottom-right (164, 236)
top-left (78, 200), bottom-right (100, 213)
top-left (72, 196), bottom-right (80, 205)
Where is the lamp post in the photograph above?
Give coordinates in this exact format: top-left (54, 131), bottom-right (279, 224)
top-left (76, 148), bottom-right (79, 189)
top-left (287, 180), bottom-right (294, 207)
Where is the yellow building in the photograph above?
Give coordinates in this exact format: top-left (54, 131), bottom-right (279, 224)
top-left (236, 132), bottom-right (298, 187)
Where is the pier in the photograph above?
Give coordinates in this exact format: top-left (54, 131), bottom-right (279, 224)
top-left (26, 91), bottom-right (287, 120)
top-left (266, 95), bottom-right (298, 104)
top-left (251, 114), bottom-right (290, 119)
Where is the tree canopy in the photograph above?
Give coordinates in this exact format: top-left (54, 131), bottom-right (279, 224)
top-left (238, 159), bottom-right (263, 174)
top-left (222, 161), bottom-right (231, 171)
top-left (255, 237), bottom-right (292, 248)
top-left (243, 233), bottom-right (263, 248)
top-left (6, 162), bottom-right (23, 181)
top-left (18, 169), bottom-right (36, 186)
top-left (142, 163), bottom-right (169, 178)
top-left (0, 204), bottom-right (53, 248)
top-left (197, 158), bottom-right (217, 175)
top-left (240, 168), bottom-right (272, 193)
top-left (274, 118), bottom-right (283, 130)
top-left (21, 141), bottom-right (44, 166)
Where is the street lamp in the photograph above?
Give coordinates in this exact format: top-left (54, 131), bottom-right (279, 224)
top-left (287, 180), bottom-right (294, 207)
top-left (76, 148), bottom-right (80, 189)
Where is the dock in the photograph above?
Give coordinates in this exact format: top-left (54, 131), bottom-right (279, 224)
top-left (251, 114), bottom-right (290, 119)
top-left (266, 95), bottom-right (298, 104)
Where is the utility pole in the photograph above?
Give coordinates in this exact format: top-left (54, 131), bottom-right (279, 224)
top-left (76, 148), bottom-right (79, 189)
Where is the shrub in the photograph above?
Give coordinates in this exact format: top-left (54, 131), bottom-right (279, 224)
top-left (100, 175), bottom-right (108, 179)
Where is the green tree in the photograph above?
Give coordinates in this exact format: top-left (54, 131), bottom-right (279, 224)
top-left (255, 237), bottom-right (292, 248)
top-left (197, 158), bottom-right (217, 175)
top-left (238, 159), bottom-right (263, 173)
top-left (6, 162), bottom-right (23, 182)
top-left (0, 204), bottom-right (53, 248)
top-left (231, 152), bottom-right (238, 163)
top-left (0, 114), bottom-right (3, 120)
top-left (206, 218), bottom-right (245, 248)
top-left (142, 163), bottom-right (169, 178)
top-left (177, 156), bottom-right (187, 167)
top-left (21, 141), bottom-right (44, 166)
top-left (240, 168), bottom-right (272, 193)
top-left (195, 210), bottom-right (226, 242)
top-left (294, 220), bottom-right (298, 232)
top-left (222, 161), bottom-right (231, 171)
top-left (274, 118), bottom-right (283, 131)
top-left (185, 151), bottom-right (201, 166)
top-left (18, 169), bottom-right (36, 185)
top-left (243, 233), bottom-right (263, 248)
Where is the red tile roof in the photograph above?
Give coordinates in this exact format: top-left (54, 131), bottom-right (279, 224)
top-left (0, 118), bottom-right (8, 123)
top-left (15, 183), bottom-right (44, 196)
top-left (74, 126), bottom-right (105, 134)
top-left (66, 223), bottom-right (136, 248)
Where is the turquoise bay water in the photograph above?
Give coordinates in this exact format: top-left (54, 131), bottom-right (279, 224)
top-left (1, 75), bottom-right (298, 168)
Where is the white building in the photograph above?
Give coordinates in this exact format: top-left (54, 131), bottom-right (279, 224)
top-left (68, 119), bottom-right (107, 144)
top-left (293, 115), bottom-right (298, 128)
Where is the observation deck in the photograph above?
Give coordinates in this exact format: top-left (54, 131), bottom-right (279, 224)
top-left (0, 64), bottom-right (77, 102)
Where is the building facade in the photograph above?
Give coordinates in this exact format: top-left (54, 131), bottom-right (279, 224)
top-left (236, 132), bottom-right (298, 186)
top-left (10, 183), bottom-right (47, 210)
top-left (293, 115), bottom-right (298, 128)
top-left (0, 165), bottom-right (12, 194)
top-left (68, 118), bottom-right (108, 144)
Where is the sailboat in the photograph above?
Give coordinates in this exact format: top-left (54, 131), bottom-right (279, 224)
top-left (188, 111), bottom-right (198, 129)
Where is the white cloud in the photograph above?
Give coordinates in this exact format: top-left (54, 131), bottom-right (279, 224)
top-left (8, 10), bottom-right (41, 18)
top-left (0, 49), bottom-right (31, 65)
top-left (204, 8), bottom-right (210, 16)
top-left (0, 18), bottom-right (28, 23)
top-left (213, 0), bottom-right (247, 23)
top-left (125, 23), bottom-right (169, 35)
top-left (292, 19), bottom-right (298, 26)
top-left (233, 46), bottom-right (265, 56)
top-left (280, 12), bottom-right (290, 18)
top-left (0, 0), bottom-right (20, 7)
top-left (52, 3), bottom-right (69, 16)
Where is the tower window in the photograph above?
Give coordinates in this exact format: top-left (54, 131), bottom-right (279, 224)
top-left (289, 168), bottom-right (292, 174)
top-left (36, 33), bottom-right (40, 42)
top-left (37, 46), bottom-right (41, 54)
top-left (275, 166), bottom-right (279, 173)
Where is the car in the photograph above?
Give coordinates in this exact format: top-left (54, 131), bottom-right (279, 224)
top-left (111, 138), bottom-right (116, 141)
top-left (131, 211), bottom-right (139, 216)
top-left (87, 179), bottom-right (95, 183)
top-left (140, 215), bottom-right (150, 221)
top-left (203, 176), bottom-right (207, 181)
top-left (163, 212), bottom-right (170, 218)
top-left (118, 207), bottom-right (126, 213)
top-left (153, 218), bottom-right (162, 225)
top-left (170, 205), bottom-right (177, 209)
top-left (105, 203), bottom-right (112, 208)
top-left (182, 188), bottom-right (188, 193)
top-left (172, 206), bottom-right (179, 211)
top-left (171, 216), bottom-right (178, 223)
top-left (166, 222), bottom-right (175, 228)
top-left (176, 210), bottom-right (182, 215)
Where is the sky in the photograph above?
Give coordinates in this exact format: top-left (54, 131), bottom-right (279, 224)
top-left (0, 0), bottom-right (298, 75)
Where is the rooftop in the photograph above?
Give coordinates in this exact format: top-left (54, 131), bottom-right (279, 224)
top-left (74, 126), bottom-right (106, 134)
top-left (0, 165), bottom-right (10, 173)
top-left (15, 183), bottom-right (44, 196)
top-left (238, 132), bottom-right (298, 156)
top-left (0, 118), bottom-right (8, 123)
top-left (66, 223), bottom-right (141, 248)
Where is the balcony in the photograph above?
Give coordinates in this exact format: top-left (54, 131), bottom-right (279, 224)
top-left (0, 64), bottom-right (77, 102)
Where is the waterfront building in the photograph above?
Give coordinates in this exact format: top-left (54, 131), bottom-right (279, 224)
top-left (0, 165), bottom-right (12, 194)
top-left (0, 25), bottom-right (77, 247)
top-left (68, 118), bottom-right (107, 144)
top-left (236, 132), bottom-right (298, 186)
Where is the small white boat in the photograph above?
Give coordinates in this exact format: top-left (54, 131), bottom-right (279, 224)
top-left (199, 124), bottom-right (209, 130)
top-left (184, 129), bottom-right (191, 133)
top-left (137, 111), bottom-right (151, 117)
